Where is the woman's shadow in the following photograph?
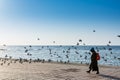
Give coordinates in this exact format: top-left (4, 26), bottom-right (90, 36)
top-left (99, 74), bottom-right (120, 80)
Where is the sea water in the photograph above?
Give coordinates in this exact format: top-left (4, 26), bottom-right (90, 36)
top-left (0, 45), bottom-right (120, 66)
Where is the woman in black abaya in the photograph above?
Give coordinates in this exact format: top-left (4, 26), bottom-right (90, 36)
top-left (86, 48), bottom-right (99, 74)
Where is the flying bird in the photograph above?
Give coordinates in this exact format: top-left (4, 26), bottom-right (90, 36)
top-left (108, 41), bottom-right (111, 44)
top-left (53, 41), bottom-right (55, 43)
top-left (117, 35), bottom-right (120, 37)
top-left (77, 42), bottom-right (79, 45)
top-left (37, 38), bottom-right (40, 40)
top-left (79, 39), bottom-right (82, 42)
top-left (83, 43), bottom-right (86, 46)
top-left (93, 30), bottom-right (96, 32)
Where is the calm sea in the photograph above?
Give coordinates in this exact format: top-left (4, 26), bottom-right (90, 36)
top-left (0, 45), bottom-right (120, 66)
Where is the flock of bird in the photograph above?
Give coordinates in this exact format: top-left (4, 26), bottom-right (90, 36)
top-left (0, 30), bottom-right (120, 66)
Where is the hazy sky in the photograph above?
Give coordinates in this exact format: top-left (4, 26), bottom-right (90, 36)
top-left (0, 0), bottom-right (120, 45)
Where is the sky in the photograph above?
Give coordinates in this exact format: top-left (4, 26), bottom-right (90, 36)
top-left (0, 0), bottom-right (120, 45)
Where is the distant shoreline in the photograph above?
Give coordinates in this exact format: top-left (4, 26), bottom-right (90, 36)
top-left (1, 45), bottom-right (120, 47)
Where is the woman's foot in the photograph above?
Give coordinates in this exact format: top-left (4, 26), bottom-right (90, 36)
top-left (86, 71), bottom-right (90, 73)
top-left (96, 72), bottom-right (99, 74)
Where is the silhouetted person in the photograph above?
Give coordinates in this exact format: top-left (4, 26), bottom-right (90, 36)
top-left (86, 48), bottom-right (99, 74)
